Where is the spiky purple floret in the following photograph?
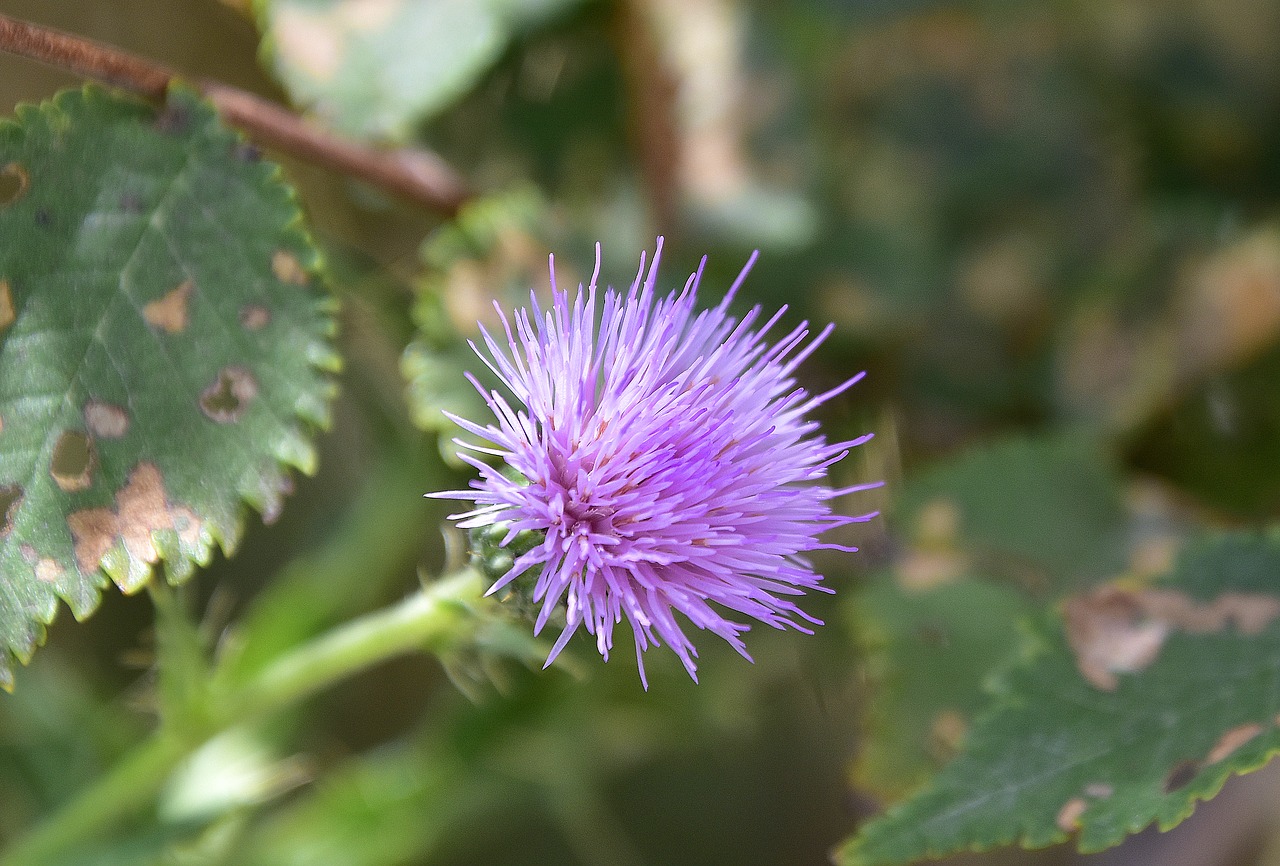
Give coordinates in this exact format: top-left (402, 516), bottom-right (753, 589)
top-left (433, 240), bottom-right (879, 687)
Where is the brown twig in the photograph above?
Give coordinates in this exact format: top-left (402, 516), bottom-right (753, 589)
top-left (0, 13), bottom-right (472, 216)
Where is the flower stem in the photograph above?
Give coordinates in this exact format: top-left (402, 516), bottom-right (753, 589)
top-left (229, 568), bottom-right (485, 721)
top-left (0, 568), bottom-right (487, 866)
top-left (0, 13), bottom-right (471, 214)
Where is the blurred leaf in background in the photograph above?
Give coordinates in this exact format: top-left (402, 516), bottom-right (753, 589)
top-left (255, 0), bottom-right (589, 140)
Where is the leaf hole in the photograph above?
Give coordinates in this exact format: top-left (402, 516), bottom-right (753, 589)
top-left (200, 366), bottom-right (259, 423)
top-left (0, 484), bottom-right (23, 535)
top-left (0, 279), bottom-right (14, 332)
top-left (0, 163), bottom-right (29, 207)
top-left (1163, 759), bottom-right (1199, 793)
top-left (51, 430), bottom-right (97, 492)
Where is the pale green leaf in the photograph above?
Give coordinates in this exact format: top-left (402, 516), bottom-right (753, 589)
top-left (255, 0), bottom-right (589, 140)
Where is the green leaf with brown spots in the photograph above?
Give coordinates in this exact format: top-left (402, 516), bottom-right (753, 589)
top-left (0, 86), bottom-right (339, 689)
top-left (836, 532), bottom-right (1280, 866)
top-left (255, 0), bottom-right (586, 141)
top-left (896, 434), bottom-right (1129, 594)
top-left (849, 574), bottom-right (1029, 802)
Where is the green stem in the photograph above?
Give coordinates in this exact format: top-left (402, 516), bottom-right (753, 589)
top-left (1, 568), bottom-right (486, 866)
top-left (230, 568), bottom-right (484, 722)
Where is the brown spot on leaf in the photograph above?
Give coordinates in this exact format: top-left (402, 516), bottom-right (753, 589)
top-left (116, 462), bottom-right (173, 564)
top-left (271, 250), bottom-right (309, 286)
top-left (84, 400), bottom-right (129, 439)
top-left (171, 506), bottom-right (202, 547)
top-left (1084, 782), bottom-right (1114, 799)
top-left (1130, 536), bottom-right (1180, 580)
top-left (929, 710), bottom-right (968, 761)
top-left (0, 279), bottom-right (14, 332)
top-left (916, 498), bottom-right (961, 544)
top-left (67, 462), bottom-right (203, 581)
top-left (0, 484), bottom-right (22, 536)
top-left (18, 544), bottom-right (35, 564)
top-left (1056, 798), bottom-right (1087, 833)
top-left (143, 280), bottom-right (193, 333)
top-left (67, 507), bottom-right (116, 574)
top-left (1163, 759), bottom-right (1199, 793)
top-left (200, 366), bottom-right (258, 423)
top-left (239, 304), bottom-right (271, 330)
top-left (50, 430), bottom-right (97, 492)
top-left (1140, 589), bottom-right (1280, 635)
top-left (1063, 588), bottom-right (1169, 691)
top-left (0, 162), bottom-right (28, 206)
top-left (1064, 586), bottom-right (1280, 691)
top-left (35, 558), bottom-right (62, 583)
top-left (895, 549), bottom-right (968, 591)
top-left (1206, 723), bottom-right (1264, 764)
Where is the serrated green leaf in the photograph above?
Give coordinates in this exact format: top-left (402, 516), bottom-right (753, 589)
top-left (0, 86), bottom-right (338, 688)
top-left (837, 532), bottom-right (1280, 866)
top-left (850, 574), bottom-right (1029, 801)
top-left (897, 434), bottom-right (1128, 593)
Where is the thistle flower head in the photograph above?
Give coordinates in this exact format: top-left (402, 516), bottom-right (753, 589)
top-left (434, 240), bottom-right (878, 686)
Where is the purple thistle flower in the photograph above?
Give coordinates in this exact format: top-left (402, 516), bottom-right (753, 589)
top-left (433, 240), bottom-right (879, 687)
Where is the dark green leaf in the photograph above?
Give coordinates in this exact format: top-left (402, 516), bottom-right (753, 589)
top-left (837, 532), bottom-right (1280, 865)
top-left (0, 86), bottom-right (338, 687)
